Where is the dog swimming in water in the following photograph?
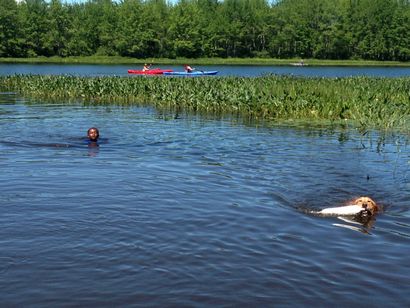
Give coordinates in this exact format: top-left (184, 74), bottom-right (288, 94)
top-left (307, 196), bottom-right (380, 229)
top-left (316, 196), bottom-right (379, 217)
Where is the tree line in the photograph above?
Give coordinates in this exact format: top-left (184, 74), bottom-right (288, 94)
top-left (1, 0), bottom-right (409, 61)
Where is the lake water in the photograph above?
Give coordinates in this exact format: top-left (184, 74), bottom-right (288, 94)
top-left (1, 63), bottom-right (410, 78)
top-left (1, 92), bottom-right (409, 306)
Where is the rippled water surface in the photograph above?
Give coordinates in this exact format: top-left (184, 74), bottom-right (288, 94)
top-left (0, 93), bottom-right (409, 306)
top-left (1, 63), bottom-right (410, 77)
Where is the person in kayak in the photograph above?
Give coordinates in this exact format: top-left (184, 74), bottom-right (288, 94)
top-left (87, 127), bottom-right (99, 143)
top-left (184, 64), bottom-right (195, 73)
top-left (143, 63), bottom-right (151, 72)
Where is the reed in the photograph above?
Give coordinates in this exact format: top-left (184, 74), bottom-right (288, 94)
top-left (0, 74), bottom-right (409, 133)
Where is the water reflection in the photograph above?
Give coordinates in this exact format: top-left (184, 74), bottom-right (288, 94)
top-left (156, 108), bottom-right (410, 151)
top-left (333, 215), bottom-right (377, 234)
top-left (87, 141), bottom-right (99, 157)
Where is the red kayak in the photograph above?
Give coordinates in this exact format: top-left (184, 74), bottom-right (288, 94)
top-left (128, 68), bottom-right (173, 75)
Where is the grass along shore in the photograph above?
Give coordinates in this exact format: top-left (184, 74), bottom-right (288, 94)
top-left (0, 75), bottom-right (409, 133)
top-left (1, 56), bottom-right (410, 67)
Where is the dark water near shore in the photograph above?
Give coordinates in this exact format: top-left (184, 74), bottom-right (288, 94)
top-left (0, 93), bottom-right (409, 306)
top-left (1, 63), bottom-right (410, 77)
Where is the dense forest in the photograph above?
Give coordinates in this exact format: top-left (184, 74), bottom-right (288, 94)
top-left (0, 0), bottom-right (409, 61)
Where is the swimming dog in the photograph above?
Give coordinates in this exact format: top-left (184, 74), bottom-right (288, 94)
top-left (316, 196), bottom-right (379, 218)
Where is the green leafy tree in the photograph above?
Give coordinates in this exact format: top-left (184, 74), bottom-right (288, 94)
top-left (117, 0), bottom-right (170, 58)
top-left (168, 0), bottom-right (203, 58)
top-left (194, 0), bottom-right (220, 57)
top-left (310, 0), bottom-right (350, 59)
top-left (1, 0), bottom-right (408, 60)
top-left (141, 0), bottom-right (171, 58)
top-left (268, 0), bottom-right (310, 58)
top-left (18, 0), bottom-right (52, 57)
top-left (46, 0), bottom-right (71, 56)
top-left (65, 3), bottom-right (94, 56)
top-left (347, 0), bottom-right (409, 60)
top-left (115, 0), bottom-right (145, 57)
top-left (0, 0), bottom-right (20, 57)
top-left (389, 2), bottom-right (410, 60)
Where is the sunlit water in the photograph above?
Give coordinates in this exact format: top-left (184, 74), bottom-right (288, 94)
top-left (1, 63), bottom-right (410, 77)
top-left (0, 93), bottom-right (409, 306)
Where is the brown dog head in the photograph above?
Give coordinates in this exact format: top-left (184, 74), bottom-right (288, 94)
top-left (354, 196), bottom-right (379, 216)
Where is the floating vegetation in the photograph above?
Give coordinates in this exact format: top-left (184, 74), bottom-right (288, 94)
top-left (0, 74), bottom-right (409, 133)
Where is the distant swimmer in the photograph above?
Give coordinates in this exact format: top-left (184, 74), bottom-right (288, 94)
top-left (87, 127), bottom-right (99, 144)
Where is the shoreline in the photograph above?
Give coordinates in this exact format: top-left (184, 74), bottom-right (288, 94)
top-left (1, 56), bottom-right (409, 67)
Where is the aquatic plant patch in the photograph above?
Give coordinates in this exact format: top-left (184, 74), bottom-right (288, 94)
top-left (0, 75), bottom-right (409, 133)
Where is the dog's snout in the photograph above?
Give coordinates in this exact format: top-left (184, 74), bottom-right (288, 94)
top-left (359, 202), bottom-right (367, 208)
